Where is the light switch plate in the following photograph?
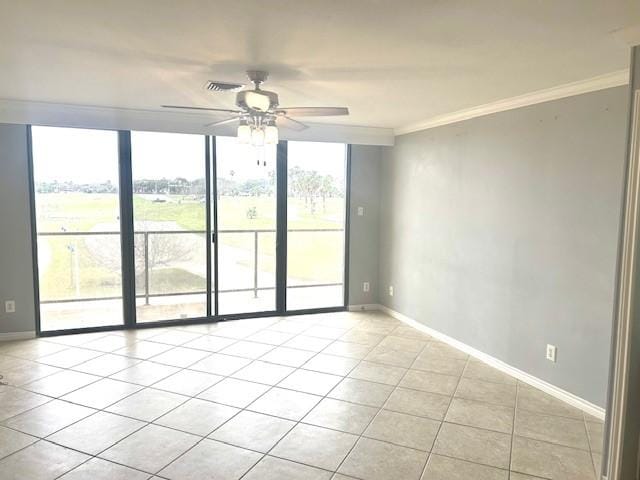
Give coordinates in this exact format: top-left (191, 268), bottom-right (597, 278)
top-left (546, 344), bottom-right (557, 362)
top-left (5, 300), bottom-right (16, 313)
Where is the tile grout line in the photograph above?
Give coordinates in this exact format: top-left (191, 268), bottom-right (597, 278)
top-left (0, 326), bottom-right (262, 477)
top-left (417, 352), bottom-right (472, 479)
top-left (195, 316), bottom-right (381, 477)
top-left (1, 331), bottom-right (581, 479)
top-left (507, 377), bottom-right (520, 479)
top-left (31, 319), bottom-right (298, 479)
top-left (73, 315), bottom-right (374, 478)
top-left (582, 410), bottom-right (599, 479)
top-left (235, 316), bottom-right (402, 479)
top-left (330, 333), bottom-right (434, 479)
top-left (229, 316), bottom-right (392, 480)
top-left (1, 341), bottom-right (595, 457)
top-left (0, 312), bottom-right (599, 479)
top-left (2, 335), bottom-right (544, 444)
top-left (58, 319), bottom-right (315, 478)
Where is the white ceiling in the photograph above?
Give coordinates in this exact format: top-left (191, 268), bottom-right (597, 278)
top-left (0, 0), bottom-right (638, 132)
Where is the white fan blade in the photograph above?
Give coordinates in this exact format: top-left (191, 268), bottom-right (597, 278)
top-left (277, 116), bottom-right (308, 131)
top-left (204, 117), bottom-right (240, 127)
top-left (276, 107), bottom-right (349, 117)
top-left (161, 105), bottom-right (242, 114)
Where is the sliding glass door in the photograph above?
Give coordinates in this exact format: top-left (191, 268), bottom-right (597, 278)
top-left (215, 137), bottom-right (277, 315)
top-left (31, 126), bottom-right (124, 331)
top-left (131, 131), bottom-right (208, 323)
top-left (31, 127), bottom-right (349, 333)
top-left (286, 142), bottom-right (348, 310)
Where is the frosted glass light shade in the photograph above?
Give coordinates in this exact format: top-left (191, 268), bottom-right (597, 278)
top-left (265, 125), bottom-right (279, 145)
top-left (237, 124), bottom-right (251, 144)
top-left (251, 128), bottom-right (265, 146)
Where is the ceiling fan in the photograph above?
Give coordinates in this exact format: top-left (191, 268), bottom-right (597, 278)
top-left (161, 70), bottom-right (349, 146)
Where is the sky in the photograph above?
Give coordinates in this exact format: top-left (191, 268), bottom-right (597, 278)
top-left (31, 126), bottom-right (347, 184)
top-left (32, 126), bottom-right (119, 183)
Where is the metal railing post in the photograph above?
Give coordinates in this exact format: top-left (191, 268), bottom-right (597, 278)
top-left (144, 231), bottom-right (150, 305)
top-left (253, 230), bottom-right (259, 298)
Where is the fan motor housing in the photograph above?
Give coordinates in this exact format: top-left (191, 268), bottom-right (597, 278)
top-left (236, 89), bottom-right (279, 112)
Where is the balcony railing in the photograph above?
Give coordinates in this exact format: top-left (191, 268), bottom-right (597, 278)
top-left (37, 229), bottom-right (344, 306)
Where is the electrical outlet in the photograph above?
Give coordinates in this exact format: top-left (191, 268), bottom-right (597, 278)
top-left (546, 344), bottom-right (557, 363)
top-left (389, 285), bottom-right (394, 296)
top-left (5, 300), bottom-right (16, 313)
top-left (357, 206), bottom-right (365, 216)
top-left (363, 282), bottom-right (370, 292)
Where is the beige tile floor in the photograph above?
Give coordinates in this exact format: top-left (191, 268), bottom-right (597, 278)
top-left (0, 311), bottom-right (604, 480)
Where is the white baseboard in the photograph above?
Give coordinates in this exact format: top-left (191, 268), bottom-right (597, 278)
top-left (377, 305), bottom-right (606, 421)
top-left (0, 331), bottom-right (36, 342)
top-left (348, 304), bottom-right (382, 312)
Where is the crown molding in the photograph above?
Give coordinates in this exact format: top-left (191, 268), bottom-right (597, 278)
top-left (394, 69), bottom-right (630, 136)
top-left (0, 99), bottom-right (395, 146)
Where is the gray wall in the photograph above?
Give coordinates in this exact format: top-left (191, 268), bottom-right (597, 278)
top-left (0, 124), bottom-right (36, 334)
top-left (378, 87), bottom-right (628, 407)
top-left (348, 145), bottom-right (382, 306)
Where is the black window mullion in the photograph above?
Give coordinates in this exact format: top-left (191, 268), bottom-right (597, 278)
top-left (276, 140), bottom-right (288, 313)
top-left (343, 144), bottom-right (352, 308)
top-left (205, 136), bottom-right (212, 318)
top-left (118, 131), bottom-right (136, 327)
top-left (211, 136), bottom-right (220, 317)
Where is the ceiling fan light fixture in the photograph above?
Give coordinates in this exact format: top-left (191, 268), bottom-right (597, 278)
top-left (264, 125), bottom-right (278, 145)
top-left (237, 122), bottom-right (251, 144)
top-left (251, 127), bottom-right (265, 147)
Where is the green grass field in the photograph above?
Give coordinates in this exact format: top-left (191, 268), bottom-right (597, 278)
top-left (36, 193), bottom-right (345, 302)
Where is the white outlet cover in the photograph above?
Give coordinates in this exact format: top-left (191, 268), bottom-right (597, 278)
top-left (357, 206), bottom-right (364, 216)
top-left (363, 282), bottom-right (370, 292)
top-left (5, 300), bottom-right (16, 313)
top-left (389, 286), bottom-right (394, 296)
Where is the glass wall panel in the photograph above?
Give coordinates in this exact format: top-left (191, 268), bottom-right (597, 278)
top-left (286, 142), bottom-right (347, 310)
top-left (131, 131), bottom-right (207, 322)
top-left (215, 137), bottom-right (277, 314)
top-left (31, 126), bottom-right (124, 330)
top-left (31, 129), bottom-right (349, 332)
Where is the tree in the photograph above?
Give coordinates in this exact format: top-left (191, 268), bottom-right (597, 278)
top-left (319, 175), bottom-right (338, 212)
top-left (241, 178), bottom-right (271, 197)
top-left (85, 223), bottom-right (193, 300)
top-left (288, 166), bottom-right (304, 198)
top-left (288, 167), bottom-right (342, 215)
top-left (134, 232), bottom-right (192, 283)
